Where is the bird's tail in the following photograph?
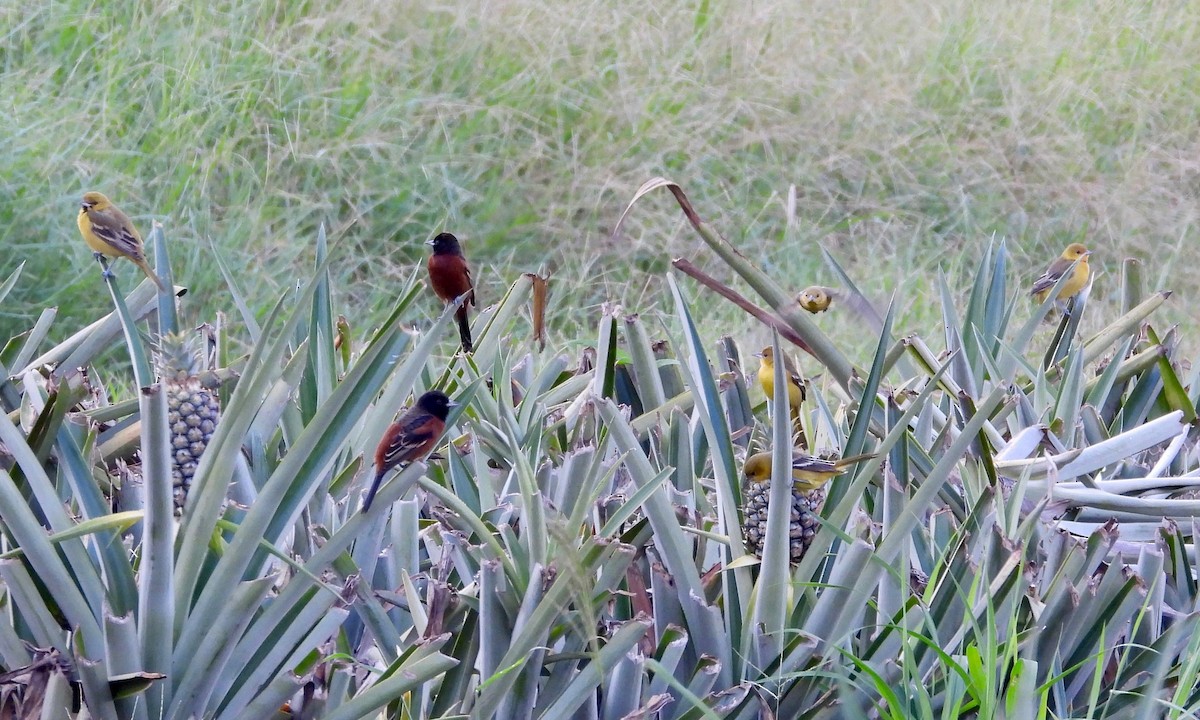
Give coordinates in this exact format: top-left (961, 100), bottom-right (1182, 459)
top-left (361, 469), bottom-right (386, 513)
top-left (135, 258), bottom-right (168, 293)
top-left (833, 452), bottom-right (877, 468)
top-left (790, 404), bottom-right (808, 450)
top-left (456, 307), bottom-right (474, 354)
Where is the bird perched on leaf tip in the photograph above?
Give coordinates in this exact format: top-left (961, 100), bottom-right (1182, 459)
top-left (743, 450), bottom-right (876, 492)
top-left (362, 390), bottom-right (455, 512)
top-left (1031, 243), bottom-right (1091, 305)
top-left (77, 191), bottom-right (167, 292)
top-left (427, 232), bottom-right (476, 353)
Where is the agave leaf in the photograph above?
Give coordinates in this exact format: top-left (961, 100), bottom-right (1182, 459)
top-left (598, 398), bottom-right (731, 687)
top-left (0, 559), bottom-right (67, 649)
top-left (149, 222), bottom-right (177, 336)
top-left (940, 268), bottom-right (978, 398)
top-left (1084, 335), bottom-right (1135, 411)
top-left (536, 619), bottom-right (652, 718)
top-left (1082, 291), bottom-right (1170, 365)
top-left (7, 307), bottom-right (56, 373)
top-left (1118, 361), bottom-right (1164, 432)
top-left (0, 447), bottom-right (106, 654)
top-left (233, 674), bottom-right (304, 720)
top-left (750, 332), bottom-right (797, 668)
top-left (167, 574), bottom-right (279, 719)
top-left (17, 280), bottom-right (161, 378)
top-left (615, 178), bottom-right (854, 388)
top-left (300, 224), bottom-right (335, 423)
top-left (624, 313), bottom-right (667, 409)
top-left (819, 246), bottom-right (887, 338)
top-left (104, 611), bottom-right (150, 720)
top-left (209, 237), bottom-right (262, 342)
top-left (173, 292), bottom-right (306, 613)
top-left (666, 274), bottom-right (747, 678)
top-left (324, 638), bottom-right (459, 720)
top-left (74, 637), bottom-right (119, 718)
top-left (103, 265), bottom-right (155, 386)
top-left (1146, 326), bottom-right (1196, 423)
top-left (1043, 279), bottom-right (1090, 370)
top-left (997, 412), bottom-right (1184, 481)
top-left (0, 261), bottom-right (24, 307)
top-left (138, 382), bottom-right (175, 697)
top-left (473, 274), bottom-right (535, 366)
top-left (1051, 344), bottom-right (1086, 444)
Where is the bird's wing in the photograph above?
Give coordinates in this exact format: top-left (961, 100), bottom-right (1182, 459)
top-left (828, 288), bottom-right (886, 333)
top-left (380, 415), bottom-right (439, 467)
top-left (87, 209), bottom-right (144, 260)
top-left (780, 353), bottom-right (805, 387)
top-left (1031, 257), bottom-right (1071, 295)
top-left (791, 454), bottom-right (840, 474)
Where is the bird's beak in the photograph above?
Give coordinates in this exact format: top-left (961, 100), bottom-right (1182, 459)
top-left (80, 202), bottom-right (91, 211)
top-left (752, 352), bottom-right (764, 358)
top-left (1083, 250), bottom-right (1092, 256)
top-left (425, 239), bottom-right (436, 246)
top-left (447, 400), bottom-right (461, 408)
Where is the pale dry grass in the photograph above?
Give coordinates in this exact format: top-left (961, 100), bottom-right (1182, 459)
top-left (1, 0), bottom-right (1197, 354)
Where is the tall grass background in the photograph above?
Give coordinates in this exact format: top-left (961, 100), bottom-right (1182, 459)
top-left (3, 0), bottom-right (1197, 351)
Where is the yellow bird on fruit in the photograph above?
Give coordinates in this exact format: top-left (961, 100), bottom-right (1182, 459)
top-left (743, 451), bottom-right (877, 492)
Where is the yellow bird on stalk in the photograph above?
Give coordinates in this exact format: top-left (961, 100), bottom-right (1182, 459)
top-left (77, 191), bottom-right (167, 291)
top-left (755, 346), bottom-right (808, 448)
top-left (743, 451), bottom-right (877, 493)
top-left (1031, 243), bottom-right (1091, 305)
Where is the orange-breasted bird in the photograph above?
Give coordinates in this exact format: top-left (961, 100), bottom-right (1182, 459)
top-left (362, 390), bottom-right (455, 512)
top-left (77, 191), bottom-right (167, 291)
top-left (1031, 243), bottom-right (1091, 304)
top-left (427, 232), bottom-right (476, 353)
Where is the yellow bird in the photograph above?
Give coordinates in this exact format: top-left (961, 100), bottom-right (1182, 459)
top-left (796, 286), bottom-right (833, 313)
top-left (77, 191), bottom-right (167, 291)
top-left (756, 347), bottom-right (805, 408)
top-left (1031, 243), bottom-right (1090, 304)
top-left (755, 346), bottom-right (807, 447)
top-left (743, 450), bottom-right (877, 492)
top-left (793, 285), bottom-right (886, 335)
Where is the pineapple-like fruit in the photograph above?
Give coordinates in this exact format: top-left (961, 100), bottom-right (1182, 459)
top-left (742, 480), bottom-right (825, 563)
top-left (156, 331), bottom-right (220, 514)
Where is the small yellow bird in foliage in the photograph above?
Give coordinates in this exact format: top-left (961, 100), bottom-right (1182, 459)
top-left (796, 286), bottom-right (833, 313)
top-left (743, 450), bottom-right (877, 492)
top-left (793, 285), bottom-right (886, 335)
top-left (755, 347), bottom-right (805, 409)
top-left (755, 346), bottom-right (808, 447)
top-left (77, 191), bottom-right (167, 291)
top-left (1031, 243), bottom-right (1090, 304)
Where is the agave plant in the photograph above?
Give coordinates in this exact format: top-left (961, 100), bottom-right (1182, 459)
top-left (1, 184), bottom-right (1199, 720)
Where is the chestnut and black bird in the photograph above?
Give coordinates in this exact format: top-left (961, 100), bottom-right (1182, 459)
top-left (427, 232), bottom-right (476, 353)
top-left (362, 390), bottom-right (455, 513)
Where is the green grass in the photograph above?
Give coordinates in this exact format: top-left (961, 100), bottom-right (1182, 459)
top-left (3, 0), bottom-right (1199, 360)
